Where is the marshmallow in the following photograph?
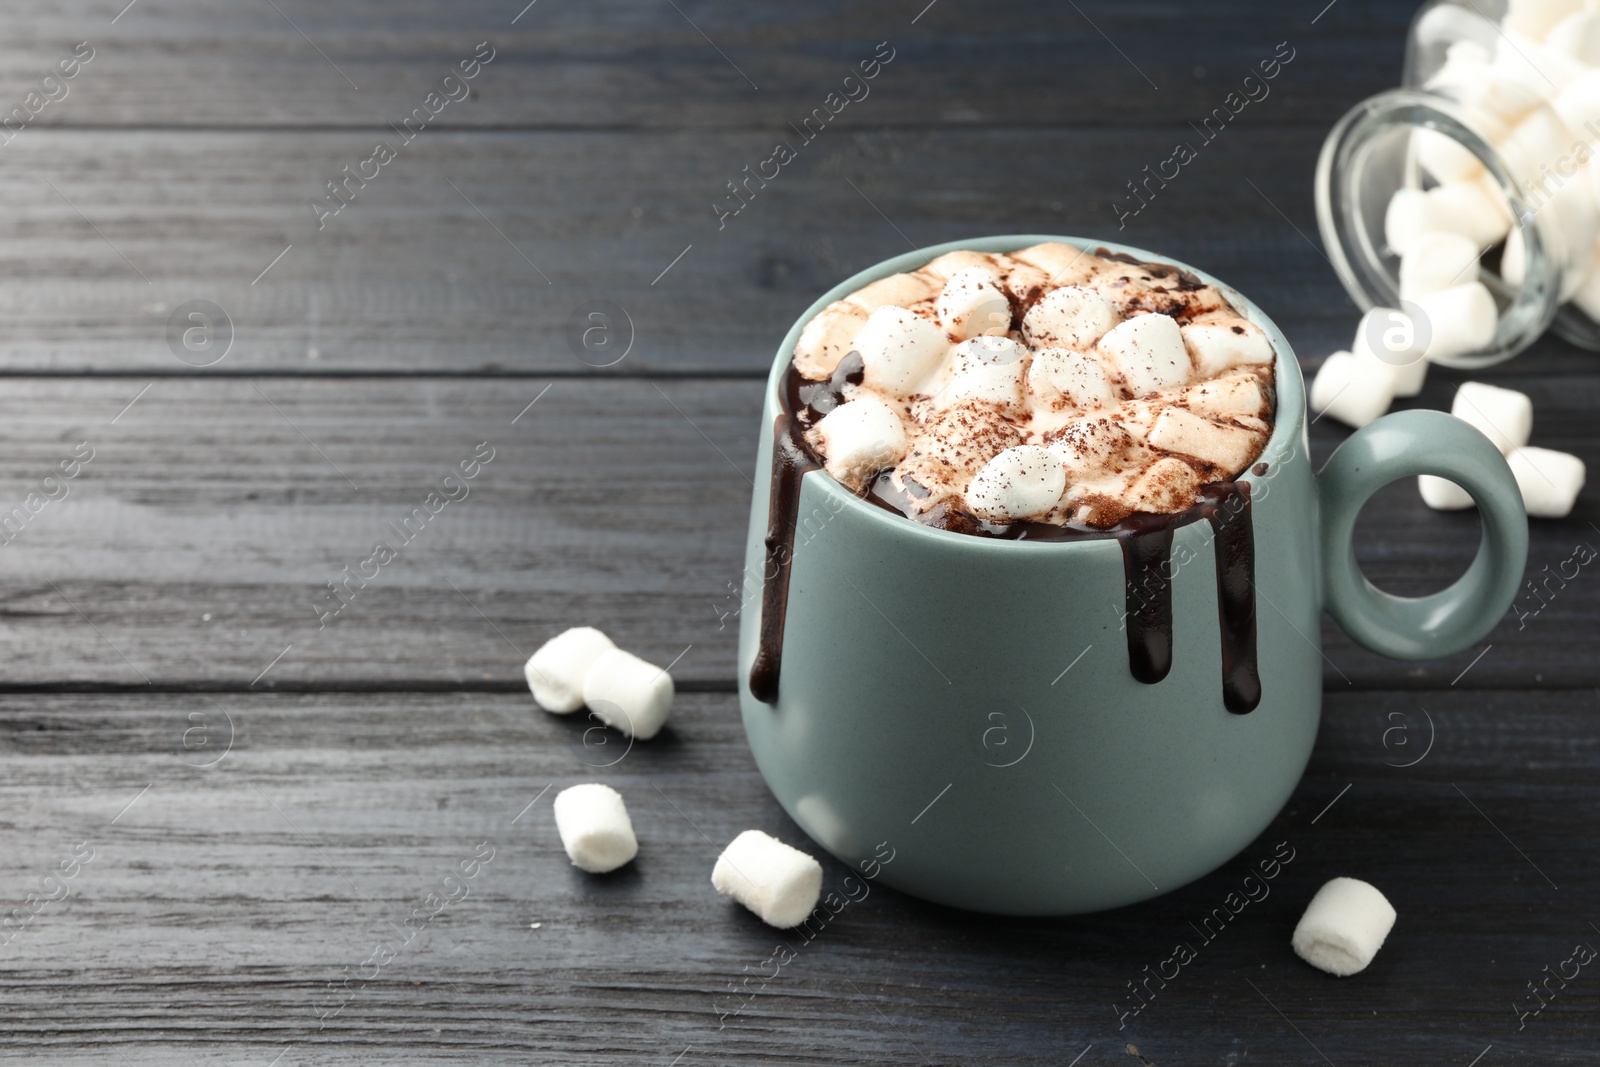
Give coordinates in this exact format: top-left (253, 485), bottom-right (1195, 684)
top-left (812, 396), bottom-right (908, 490)
top-left (1180, 315), bottom-right (1275, 378)
top-left (711, 830), bottom-right (823, 928)
top-left (1452, 380), bottom-right (1533, 453)
top-left (853, 306), bottom-right (950, 397)
top-left (935, 336), bottom-right (1029, 411)
top-left (1419, 474), bottom-right (1477, 510)
top-left (1096, 313), bottom-right (1190, 397)
top-left (1546, 9), bottom-right (1600, 63)
top-left (965, 445), bottom-right (1067, 521)
top-left (922, 250), bottom-right (996, 282)
top-left (1353, 307), bottom-right (1429, 398)
top-left (1572, 239), bottom-right (1600, 319)
top-left (1125, 456), bottom-right (1202, 513)
top-left (1047, 417), bottom-right (1141, 479)
top-left (1550, 70), bottom-right (1600, 136)
top-left (1176, 372), bottom-right (1269, 420)
top-left (1503, 226), bottom-right (1527, 289)
top-left (793, 302), bottom-right (870, 378)
top-left (1503, 0), bottom-right (1585, 40)
top-left (582, 648), bottom-right (674, 740)
top-left (1492, 28), bottom-right (1582, 96)
top-left (1508, 445), bottom-right (1586, 517)
top-left (1398, 232), bottom-right (1480, 300)
top-left (1145, 407), bottom-right (1261, 471)
top-left (846, 272), bottom-right (938, 314)
top-left (1414, 127), bottom-right (1484, 184)
top-left (1021, 285), bottom-right (1119, 350)
top-left (552, 784), bottom-right (638, 873)
top-left (526, 627), bottom-right (616, 714)
top-left (1430, 180), bottom-right (1513, 249)
top-left (1026, 346), bottom-right (1116, 412)
top-left (1413, 282), bottom-right (1499, 362)
top-left (936, 267), bottom-right (1012, 342)
top-left (1309, 351), bottom-right (1397, 428)
top-left (1292, 877), bottom-right (1397, 977)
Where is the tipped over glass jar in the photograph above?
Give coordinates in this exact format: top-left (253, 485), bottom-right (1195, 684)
top-left (1316, 0), bottom-right (1600, 368)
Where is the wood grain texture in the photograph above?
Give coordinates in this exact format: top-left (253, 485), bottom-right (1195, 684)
top-left (0, 375), bottom-right (1586, 690)
top-left (0, 688), bottom-right (1593, 1065)
top-left (2, 1), bottom-right (1407, 129)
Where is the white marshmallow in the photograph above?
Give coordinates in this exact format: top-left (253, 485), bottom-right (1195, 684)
top-left (936, 267), bottom-right (1011, 342)
top-left (1146, 407), bottom-right (1260, 471)
top-left (1021, 285), bottom-right (1119, 350)
top-left (1176, 373), bottom-right (1269, 420)
top-left (1309, 351), bottom-right (1397, 428)
top-left (935, 336), bottom-right (1029, 411)
top-left (853, 306), bottom-right (950, 398)
top-left (812, 396), bottom-right (908, 489)
top-left (1398, 232), bottom-right (1480, 300)
top-left (1503, 226), bottom-right (1527, 288)
top-left (1046, 417), bottom-right (1140, 479)
top-left (1096, 313), bottom-right (1190, 397)
top-left (1492, 28), bottom-right (1582, 96)
top-left (526, 626), bottom-right (615, 714)
top-left (1427, 180), bottom-right (1513, 249)
top-left (965, 445), bottom-right (1068, 521)
top-left (1503, 0), bottom-right (1585, 40)
top-left (1571, 239), bottom-right (1600, 319)
top-left (792, 302), bottom-right (870, 379)
top-left (1414, 127), bottom-right (1484, 184)
top-left (581, 648), bottom-right (674, 740)
top-left (1126, 456), bottom-right (1202, 513)
top-left (846, 272), bottom-right (938, 314)
top-left (1353, 307), bottom-right (1429, 398)
top-left (1452, 380), bottom-right (1533, 453)
top-left (1419, 474), bottom-right (1477, 510)
top-left (1180, 317), bottom-right (1275, 378)
top-left (1508, 445), bottom-right (1586, 517)
top-left (1413, 282), bottom-right (1499, 362)
top-left (552, 784), bottom-right (638, 873)
top-left (1384, 189), bottom-right (1434, 256)
top-left (711, 829), bottom-right (823, 928)
top-left (1550, 69), bottom-right (1600, 136)
top-left (1546, 9), bottom-right (1600, 63)
top-left (1292, 877), bottom-right (1397, 977)
top-left (1027, 346), bottom-right (1116, 412)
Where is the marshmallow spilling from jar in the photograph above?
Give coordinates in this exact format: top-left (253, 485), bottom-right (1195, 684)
top-left (789, 244), bottom-right (1277, 529)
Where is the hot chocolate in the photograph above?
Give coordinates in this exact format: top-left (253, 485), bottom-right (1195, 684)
top-left (786, 242), bottom-right (1276, 533)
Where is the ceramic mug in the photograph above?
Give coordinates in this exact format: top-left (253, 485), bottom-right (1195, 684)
top-left (736, 234), bottom-right (1527, 916)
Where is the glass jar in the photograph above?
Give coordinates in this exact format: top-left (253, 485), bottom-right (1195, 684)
top-left (1315, 0), bottom-right (1600, 368)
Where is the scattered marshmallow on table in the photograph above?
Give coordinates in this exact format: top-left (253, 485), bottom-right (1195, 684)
top-left (712, 830), bottom-right (823, 928)
top-left (1292, 877), bottom-right (1398, 977)
top-left (1509, 445), bottom-right (1587, 517)
top-left (1353, 307), bottom-right (1429, 398)
top-left (965, 445), bottom-right (1067, 521)
top-left (1451, 380), bottom-right (1533, 453)
top-left (582, 647), bottom-right (674, 740)
top-left (1309, 351), bottom-right (1397, 428)
top-left (1418, 473), bottom-right (1477, 510)
top-left (553, 783), bottom-right (638, 873)
top-left (525, 626), bottom-right (615, 713)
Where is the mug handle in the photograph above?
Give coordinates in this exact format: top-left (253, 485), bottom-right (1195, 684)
top-left (1317, 409), bottom-right (1528, 659)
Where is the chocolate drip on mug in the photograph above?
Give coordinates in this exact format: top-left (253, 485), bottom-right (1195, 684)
top-left (1119, 527), bottom-right (1175, 683)
top-left (1197, 483), bottom-right (1260, 713)
top-left (749, 413), bottom-right (822, 704)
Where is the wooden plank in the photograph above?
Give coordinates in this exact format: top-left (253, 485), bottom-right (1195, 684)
top-left (0, 1), bottom-right (1408, 130)
top-left (0, 124), bottom-right (1397, 375)
top-left (0, 374), bottom-right (1588, 690)
top-left (0, 688), bottom-right (1592, 1062)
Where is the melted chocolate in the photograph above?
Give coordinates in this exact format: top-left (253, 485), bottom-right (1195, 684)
top-left (754, 261), bottom-right (1264, 712)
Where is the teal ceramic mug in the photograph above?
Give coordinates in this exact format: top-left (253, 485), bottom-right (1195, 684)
top-left (736, 234), bottom-right (1527, 916)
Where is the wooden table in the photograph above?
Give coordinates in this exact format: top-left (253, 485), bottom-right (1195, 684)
top-left (0, 1), bottom-right (1594, 1062)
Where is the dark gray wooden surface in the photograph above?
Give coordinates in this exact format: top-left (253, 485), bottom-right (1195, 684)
top-left (0, 1), bottom-right (1596, 1063)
